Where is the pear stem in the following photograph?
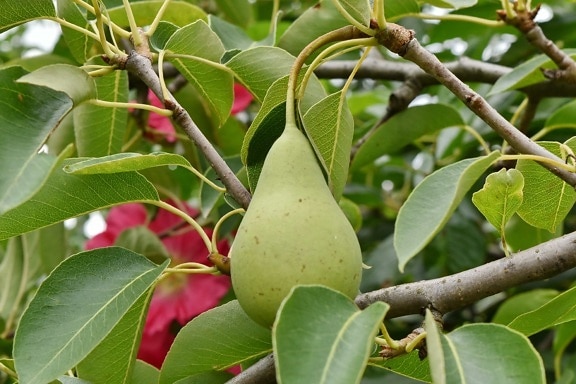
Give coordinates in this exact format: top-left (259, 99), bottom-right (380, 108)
top-left (285, 26), bottom-right (371, 129)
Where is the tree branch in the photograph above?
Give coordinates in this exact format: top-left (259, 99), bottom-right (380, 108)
top-left (122, 51), bottom-right (252, 209)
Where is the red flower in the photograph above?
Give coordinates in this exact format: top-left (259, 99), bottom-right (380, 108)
top-left (231, 83), bottom-right (253, 114)
top-left (86, 202), bottom-right (231, 368)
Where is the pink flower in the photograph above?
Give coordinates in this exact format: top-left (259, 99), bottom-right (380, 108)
top-left (231, 83), bottom-right (253, 114)
top-left (147, 91), bottom-right (177, 143)
top-left (86, 202), bottom-right (231, 368)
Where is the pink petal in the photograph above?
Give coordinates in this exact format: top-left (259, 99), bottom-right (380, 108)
top-left (231, 84), bottom-right (253, 115)
top-left (85, 204), bottom-right (148, 249)
top-left (137, 326), bottom-right (175, 369)
top-left (147, 90), bottom-right (177, 143)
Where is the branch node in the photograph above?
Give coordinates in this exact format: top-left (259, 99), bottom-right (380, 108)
top-left (375, 23), bottom-right (415, 56)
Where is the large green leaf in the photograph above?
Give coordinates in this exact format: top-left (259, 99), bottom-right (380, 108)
top-left (507, 285), bottom-right (576, 336)
top-left (73, 68), bottom-right (129, 156)
top-left (302, 91), bottom-right (354, 200)
top-left (490, 49), bottom-right (576, 95)
top-left (0, 159), bottom-right (159, 240)
top-left (394, 151), bottom-right (500, 272)
top-left (0, 0), bottom-right (55, 32)
top-left (165, 20), bottom-right (233, 128)
top-left (425, 310), bottom-right (545, 384)
top-left (159, 300), bottom-right (272, 384)
top-left (352, 104), bottom-right (465, 170)
top-left (226, 46), bottom-right (296, 103)
top-left (492, 289), bottom-right (559, 326)
top-left (274, 285), bottom-right (388, 384)
top-left (472, 168), bottom-right (524, 232)
top-left (0, 66), bottom-right (73, 215)
top-left (516, 141), bottom-right (576, 232)
top-left (77, 293), bottom-right (151, 384)
top-left (13, 247), bottom-right (169, 384)
top-left (64, 152), bottom-right (191, 174)
top-left (56, 0), bottom-right (91, 63)
top-left (107, 1), bottom-right (207, 27)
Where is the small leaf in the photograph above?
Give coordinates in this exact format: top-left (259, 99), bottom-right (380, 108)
top-left (13, 248), bottom-right (169, 384)
top-left (302, 91), bottom-right (354, 200)
top-left (0, 159), bottom-right (159, 240)
top-left (490, 49), bottom-right (576, 95)
top-left (425, 310), bottom-right (545, 384)
top-left (352, 104), bottom-right (465, 170)
top-left (165, 20), bottom-right (233, 128)
top-left (64, 152), bottom-right (191, 174)
top-left (472, 168), bottom-right (524, 231)
top-left (0, 66), bottom-right (73, 214)
top-left (73, 67), bottom-right (129, 156)
top-left (274, 285), bottom-right (388, 384)
top-left (394, 151), bottom-right (500, 272)
top-left (0, 0), bottom-right (55, 32)
top-left (507, 285), bottom-right (576, 336)
top-left (516, 141), bottom-right (576, 232)
top-left (159, 300), bottom-right (272, 384)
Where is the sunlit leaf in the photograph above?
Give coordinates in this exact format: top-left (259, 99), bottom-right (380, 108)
top-left (302, 91), bottom-right (354, 200)
top-left (394, 151), bottom-right (500, 272)
top-left (274, 285), bottom-right (388, 384)
top-left (425, 310), bottom-right (545, 384)
top-left (472, 168), bottom-right (524, 231)
top-left (159, 300), bottom-right (272, 384)
top-left (13, 248), bottom-right (168, 384)
top-left (64, 152), bottom-right (191, 174)
top-left (0, 159), bottom-right (159, 240)
top-left (165, 20), bottom-right (233, 128)
top-left (0, 0), bottom-right (55, 33)
top-left (516, 141), bottom-right (576, 232)
top-left (507, 285), bottom-right (576, 336)
top-left (0, 66), bottom-right (73, 215)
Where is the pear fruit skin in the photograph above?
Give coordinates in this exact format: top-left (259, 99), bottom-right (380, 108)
top-left (230, 124), bottom-right (362, 327)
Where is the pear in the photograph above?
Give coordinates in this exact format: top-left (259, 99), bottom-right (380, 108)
top-left (230, 123), bottom-right (362, 327)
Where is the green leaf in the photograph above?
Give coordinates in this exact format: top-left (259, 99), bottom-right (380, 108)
top-left (425, 310), bottom-right (545, 384)
top-left (492, 289), bottom-right (559, 325)
top-left (0, 0), bottom-right (55, 33)
top-left (17, 64), bottom-right (97, 105)
top-left (64, 152), bottom-right (191, 174)
top-left (56, 0), bottom-right (91, 63)
top-left (13, 248), bottom-right (169, 384)
top-left (73, 68), bottom-right (129, 156)
top-left (339, 0), bottom-right (371, 27)
top-left (240, 74), bottom-right (326, 191)
top-left (516, 141), bottom-right (576, 232)
top-left (370, 350), bottom-right (431, 382)
top-left (149, 21), bottom-right (179, 51)
top-left (490, 49), bottom-right (576, 95)
top-left (302, 91), bottom-right (354, 200)
top-left (472, 168), bottom-right (524, 231)
top-left (384, 0), bottom-right (420, 21)
top-left (274, 285), bottom-right (388, 384)
top-left (77, 293), bottom-right (150, 384)
top-left (544, 99), bottom-right (576, 131)
top-left (352, 104), bottom-right (465, 170)
top-left (115, 226), bottom-right (170, 264)
top-left (394, 151), bottom-right (500, 272)
top-left (0, 66), bottom-right (73, 215)
top-left (277, 0), bottom-right (349, 58)
top-left (553, 321), bottom-right (576, 365)
top-left (424, 0), bottom-right (477, 8)
top-left (503, 215), bottom-right (558, 252)
top-left (107, 1), bottom-right (207, 27)
top-left (214, 0), bottom-right (253, 28)
top-left (507, 285), bottom-right (576, 336)
top-left (0, 158), bottom-right (159, 240)
top-left (209, 15), bottom-right (254, 51)
top-left (159, 300), bottom-right (272, 384)
top-left (130, 360), bottom-right (160, 384)
top-left (173, 371), bottom-right (234, 384)
top-left (165, 20), bottom-right (233, 128)
top-left (226, 46), bottom-right (296, 103)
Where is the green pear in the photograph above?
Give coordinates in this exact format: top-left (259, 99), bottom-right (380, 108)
top-left (230, 123), bottom-right (362, 327)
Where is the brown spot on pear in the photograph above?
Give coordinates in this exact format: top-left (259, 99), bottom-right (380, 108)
top-left (230, 122), bottom-right (362, 327)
